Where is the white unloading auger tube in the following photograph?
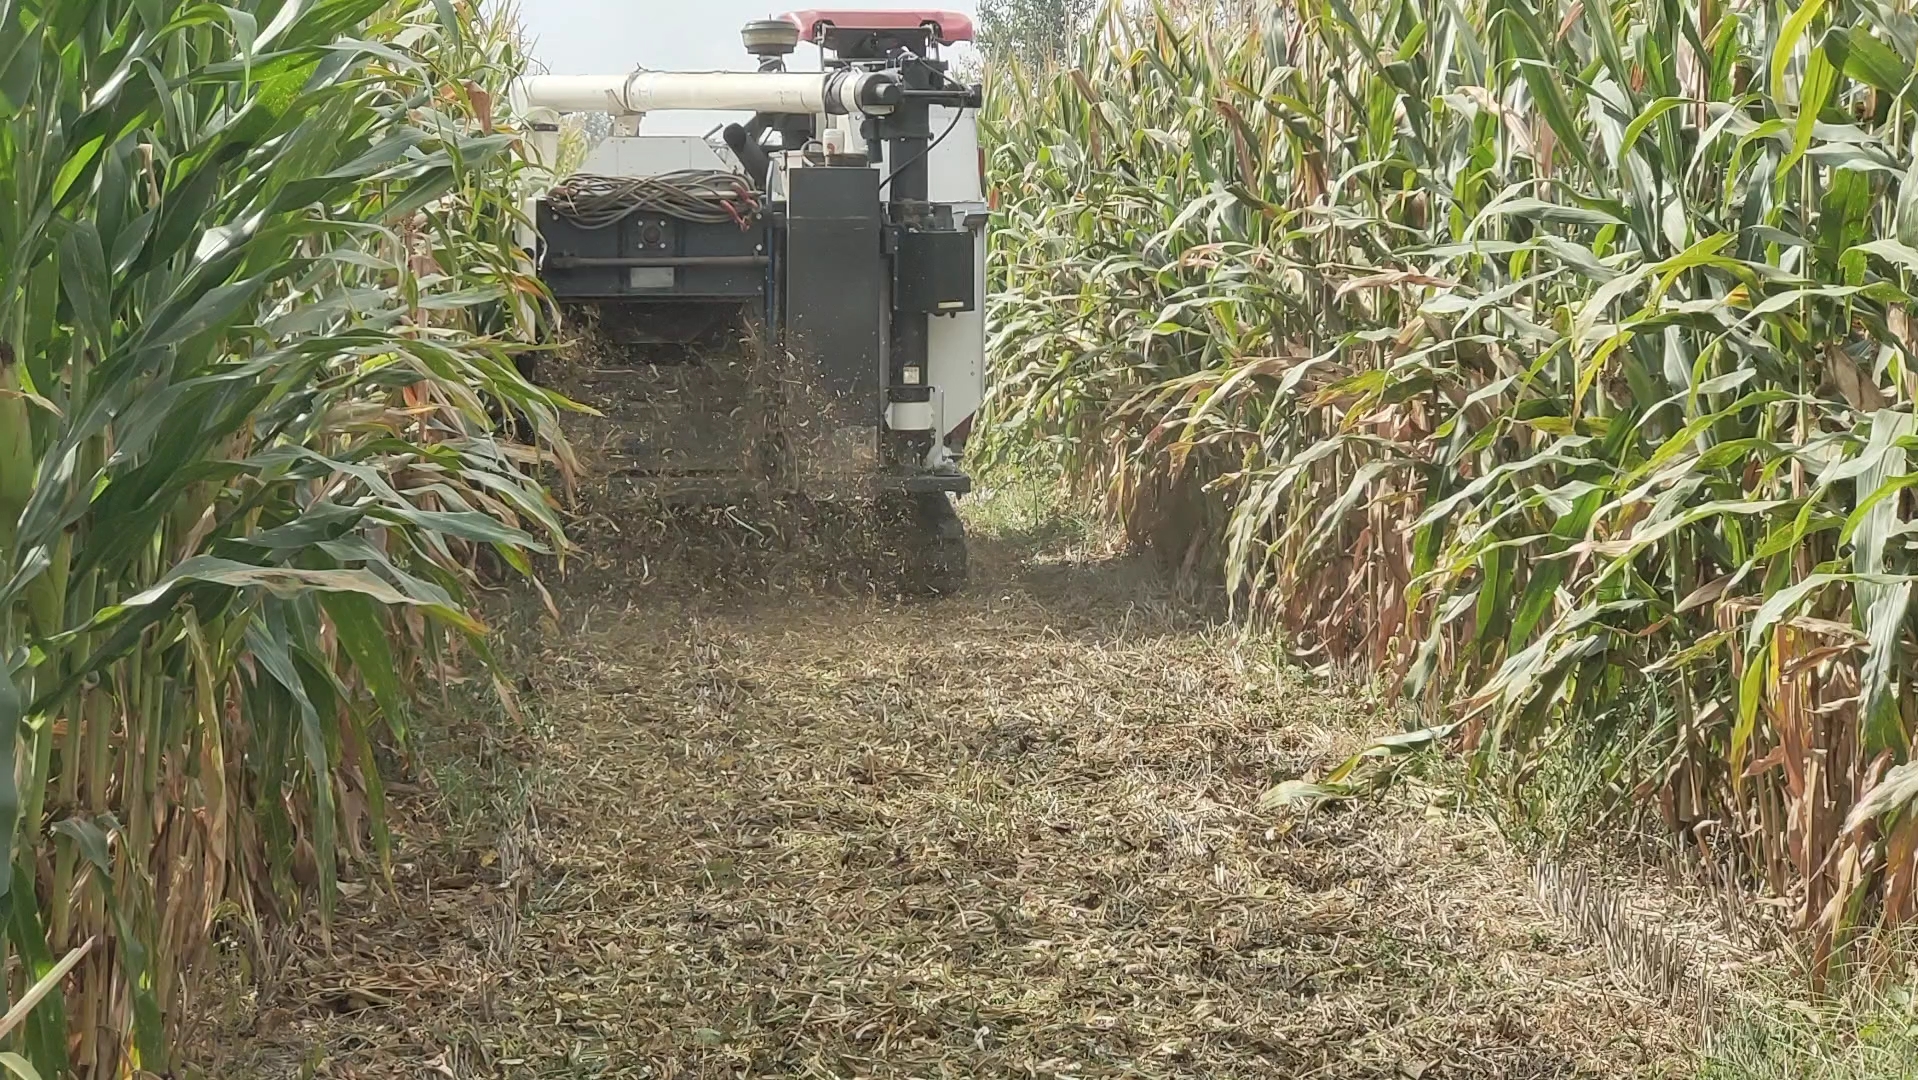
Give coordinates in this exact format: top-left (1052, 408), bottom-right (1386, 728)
top-left (521, 69), bottom-right (901, 118)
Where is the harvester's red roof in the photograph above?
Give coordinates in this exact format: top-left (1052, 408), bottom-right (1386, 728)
top-left (780, 9), bottom-right (977, 45)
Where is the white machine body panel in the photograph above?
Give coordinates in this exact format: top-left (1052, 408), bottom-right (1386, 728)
top-left (926, 105), bottom-right (982, 204)
top-left (581, 135), bottom-right (735, 177)
top-left (923, 105), bottom-right (987, 461)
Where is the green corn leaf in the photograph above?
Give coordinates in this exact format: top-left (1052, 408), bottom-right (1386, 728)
top-left (1771, 0), bottom-right (1832, 108)
top-left (1846, 760), bottom-right (1918, 831)
top-left (1, 887), bottom-right (73, 1075)
top-left (319, 591), bottom-right (410, 742)
top-left (1823, 26), bottom-right (1910, 100)
top-left (1859, 581), bottom-right (1912, 754)
top-left (1852, 237), bottom-right (1918, 271)
top-left (1619, 97), bottom-right (1689, 168)
top-left (1897, 131), bottom-right (1918, 247)
top-left (0, 665), bottom-right (20, 901)
top-left (1784, 45), bottom-right (1839, 174)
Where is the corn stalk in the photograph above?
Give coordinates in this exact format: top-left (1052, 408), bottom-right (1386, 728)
top-left (0, 0), bottom-right (567, 1073)
top-left (984, 0), bottom-right (1918, 966)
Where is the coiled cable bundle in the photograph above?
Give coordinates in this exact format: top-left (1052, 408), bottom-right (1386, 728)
top-left (546, 170), bottom-right (760, 230)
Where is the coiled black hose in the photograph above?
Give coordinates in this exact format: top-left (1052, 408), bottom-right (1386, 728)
top-left (546, 170), bottom-right (760, 230)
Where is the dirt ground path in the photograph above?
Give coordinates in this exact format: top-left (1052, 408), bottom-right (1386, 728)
top-left (208, 495), bottom-right (1700, 1079)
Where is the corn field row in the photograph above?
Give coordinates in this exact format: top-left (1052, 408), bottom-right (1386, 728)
top-left (0, 0), bottom-right (564, 1074)
top-left (981, 0), bottom-right (1918, 966)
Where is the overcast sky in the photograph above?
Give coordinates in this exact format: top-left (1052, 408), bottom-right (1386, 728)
top-left (518, 1), bottom-right (981, 133)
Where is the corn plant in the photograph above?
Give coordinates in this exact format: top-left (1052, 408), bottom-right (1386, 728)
top-left (984, 0), bottom-right (1918, 966)
top-left (0, 0), bottom-right (566, 1074)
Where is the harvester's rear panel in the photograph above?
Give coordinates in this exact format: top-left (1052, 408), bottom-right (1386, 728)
top-left (536, 201), bottom-right (766, 303)
top-left (785, 166), bottom-right (883, 447)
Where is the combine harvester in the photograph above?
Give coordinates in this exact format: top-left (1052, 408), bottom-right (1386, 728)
top-left (518, 10), bottom-right (986, 592)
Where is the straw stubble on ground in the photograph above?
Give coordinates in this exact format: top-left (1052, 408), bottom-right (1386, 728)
top-left (207, 496), bottom-right (1699, 1079)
